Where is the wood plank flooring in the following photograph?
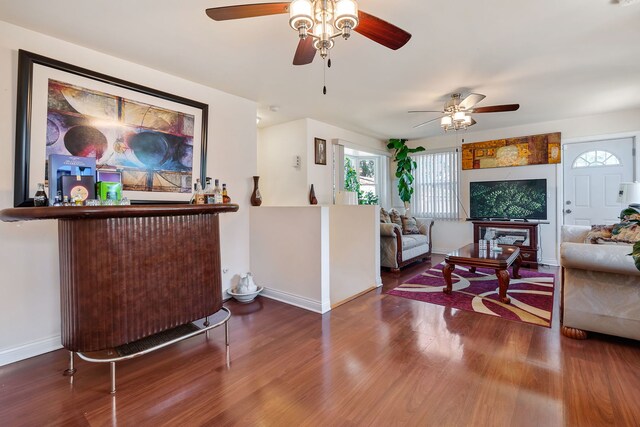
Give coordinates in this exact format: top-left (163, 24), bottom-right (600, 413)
top-left (1, 255), bottom-right (639, 426)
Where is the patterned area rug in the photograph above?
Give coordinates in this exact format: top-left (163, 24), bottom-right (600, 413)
top-left (387, 263), bottom-right (555, 327)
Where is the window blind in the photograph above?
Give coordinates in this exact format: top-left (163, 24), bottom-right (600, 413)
top-left (413, 149), bottom-right (460, 220)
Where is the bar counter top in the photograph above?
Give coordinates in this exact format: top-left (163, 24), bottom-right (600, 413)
top-left (0, 203), bottom-right (239, 222)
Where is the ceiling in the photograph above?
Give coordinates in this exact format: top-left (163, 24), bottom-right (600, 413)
top-left (1, 0), bottom-right (639, 140)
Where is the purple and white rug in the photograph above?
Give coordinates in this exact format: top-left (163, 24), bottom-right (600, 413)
top-left (387, 263), bottom-right (555, 327)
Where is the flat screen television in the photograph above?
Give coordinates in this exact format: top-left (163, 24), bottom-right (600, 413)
top-left (469, 179), bottom-right (547, 220)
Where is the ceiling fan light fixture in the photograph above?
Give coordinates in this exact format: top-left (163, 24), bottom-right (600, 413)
top-left (289, 0), bottom-right (314, 32)
top-left (463, 114), bottom-right (472, 125)
top-left (441, 116), bottom-right (453, 128)
top-left (453, 111), bottom-right (466, 123)
top-left (313, 21), bottom-right (336, 55)
top-left (334, 0), bottom-right (359, 31)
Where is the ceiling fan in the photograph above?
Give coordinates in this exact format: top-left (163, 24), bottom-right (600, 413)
top-left (409, 93), bottom-right (520, 131)
top-left (205, 1), bottom-right (412, 66)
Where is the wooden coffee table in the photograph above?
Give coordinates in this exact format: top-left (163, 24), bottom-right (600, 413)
top-left (443, 243), bottom-right (522, 304)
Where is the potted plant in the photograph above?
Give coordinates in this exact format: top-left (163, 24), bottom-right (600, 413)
top-left (387, 138), bottom-right (425, 213)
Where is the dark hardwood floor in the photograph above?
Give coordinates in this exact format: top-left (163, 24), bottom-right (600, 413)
top-left (1, 255), bottom-right (639, 426)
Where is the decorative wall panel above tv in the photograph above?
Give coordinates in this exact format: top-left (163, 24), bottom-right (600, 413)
top-left (461, 132), bottom-right (561, 170)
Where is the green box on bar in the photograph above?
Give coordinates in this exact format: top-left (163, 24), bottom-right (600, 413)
top-left (96, 181), bottom-right (122, 201)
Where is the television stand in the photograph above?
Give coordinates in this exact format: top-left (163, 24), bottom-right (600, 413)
top-left (472, 220), bottom-right (540, 268)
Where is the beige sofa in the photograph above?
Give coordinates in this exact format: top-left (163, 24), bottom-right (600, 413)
top-left (381, 218), bottom-right (434, 272)
top-left (560, 225), bottom-right (640, 340)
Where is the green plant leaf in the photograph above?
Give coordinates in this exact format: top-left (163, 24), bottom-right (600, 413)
top-left (388, 138), bottom-right (425, 204)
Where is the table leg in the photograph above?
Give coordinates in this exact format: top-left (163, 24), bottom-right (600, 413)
top-left (443, 262), bottom-right (455, 295)
top-left (496, 269), bottom-right (511, 304)
top-left (512, 254), bottom-right (522, 279)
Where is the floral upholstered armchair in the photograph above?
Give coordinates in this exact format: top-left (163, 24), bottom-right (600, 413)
top-left (380, 208), bottom-right (434, 272)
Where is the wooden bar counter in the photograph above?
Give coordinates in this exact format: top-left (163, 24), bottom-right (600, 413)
top-left (0, 204), bottom-right (238, 353)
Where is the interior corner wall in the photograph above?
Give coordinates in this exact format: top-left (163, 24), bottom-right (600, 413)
top-left (0, 20), bottom-right (257, 365)
top-left (407, 109), bottom-right (640, 265)
top-left (305, 119), bottom-right (386, 205)
top-left (258, 118), bottom-right (386, 207)
top-left (257, 119), bottom-right (308, 206)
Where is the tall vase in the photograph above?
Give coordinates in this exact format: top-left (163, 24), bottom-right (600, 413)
top-left (309, 184), bottom-right (318, 205)
top-left (251, 176), bottom-right (262, 206)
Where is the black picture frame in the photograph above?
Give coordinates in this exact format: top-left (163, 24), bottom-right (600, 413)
top-left (314, 137), bottom-right (327, 165)
top-left (13, 49), bottom-right (209, 207)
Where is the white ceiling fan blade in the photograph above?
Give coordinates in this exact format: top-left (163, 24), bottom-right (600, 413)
top-left (408, 110), bottom-right (444, 113)
top-left (413, 116), bottom-right (445, 129)
top-left (469, 117), bottom-right (477, 126)
top-left (459, 93), bottom-right (486, 110)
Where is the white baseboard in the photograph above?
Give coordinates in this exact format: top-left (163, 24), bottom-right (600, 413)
top-left (375, 275), bottom-right (382, 287)
top-left (0, 335), bottom-right (62, 367)
top-left (540, 257), bottom-right (559, 267)
top-left (260, 287), bottom-right (330, 314)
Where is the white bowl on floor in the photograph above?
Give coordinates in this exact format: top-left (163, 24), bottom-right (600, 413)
top-left (227, 286), bottom-right (263, 303)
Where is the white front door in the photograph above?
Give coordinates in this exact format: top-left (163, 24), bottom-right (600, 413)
top-left (563, 138), bottom-right (635, 225)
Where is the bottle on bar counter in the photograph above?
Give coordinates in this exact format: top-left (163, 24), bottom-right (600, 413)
top-left (204, 177), bottom-right (215, 204)
top-left (214, 179), bottom-right (223, 204)
top-left (34, 183), bottom-right (48, 207)
top-left (195, 179), bottom-right (206, 205)
top-left (53, 190), bottom-right (62, 206)
top-left (191, 179), bottom-right (205, 205)
top-left (190, 183), bottom-right (196, 204)
top-left (222, 183), bottom-right (230, 203)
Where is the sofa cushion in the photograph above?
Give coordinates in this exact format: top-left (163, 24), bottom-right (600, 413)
top-left (401, 215), bottom-right (420, 235)
top-left (585, 224), bottom-right (613, 243)
top-left (389, 209), bottom-right (403, 228)
top-left (586, 222), bottom-right (640, 245)
top-left (401, 234), bottom-right (428, 250)
top-left (380, 208), bottom-right (391, 224)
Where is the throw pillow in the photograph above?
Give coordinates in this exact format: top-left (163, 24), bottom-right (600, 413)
top-left (389, 209), bottom-right (403, 228)
top-left (612, 222), bottom-right (640, 243)
top-left (585, 225), bottom-right (613, 244)
top-left (380, 208), bottom-right (391, 224)
top-left (401, 215), bottom-right (421, 235)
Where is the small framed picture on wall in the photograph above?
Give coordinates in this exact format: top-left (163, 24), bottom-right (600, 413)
top-left (314, 137), bottom-right (327, 165)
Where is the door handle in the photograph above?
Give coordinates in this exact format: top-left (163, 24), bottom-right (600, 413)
top-left (565, 209), bottom-right (572, 214)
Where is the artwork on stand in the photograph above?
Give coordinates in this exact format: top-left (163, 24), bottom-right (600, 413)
top-left (461, 132), bottom-right (561, 170)
top-left (13, 50), bottom-right (208, 206)
top-left (314, 137), bottom-right (327, 165)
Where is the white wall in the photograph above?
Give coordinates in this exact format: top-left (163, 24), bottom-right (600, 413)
top-left (249, 205), bottom-right (380, 312)
top-left (409, 109), bottom-right (640, 265)
top-left (250, 206), bottom-right (331, 313)
top-left (0, 20), bottom-right (257, 365)
top-left (257, 118), bottom-right (386, 206)
top-left (257, 119), bottom-right (308, 206)
top-left (329, 205), bottom-right (381, 306)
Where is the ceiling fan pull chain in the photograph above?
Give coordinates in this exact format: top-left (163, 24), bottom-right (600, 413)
top-left (323, 56), bottom-right (328, 95)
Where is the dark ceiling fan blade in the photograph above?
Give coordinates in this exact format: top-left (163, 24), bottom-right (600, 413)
top-left (408, 110), bottom-right (444, 113)
top-left (355, 11), bottom-right (412, 50)
top-left (205, 2), bottom-right (290, 21)
top-left (459, 93), bottom-right (486, 110)
top-left (413, 116), bottom-right (445, 129)
top-left (472, 104), bottom-right (520, 113)
top-left (293, 37), bottom-right (316, 65)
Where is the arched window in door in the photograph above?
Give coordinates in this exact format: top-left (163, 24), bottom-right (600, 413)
top-left (572, 150), bottom-right (621, 168)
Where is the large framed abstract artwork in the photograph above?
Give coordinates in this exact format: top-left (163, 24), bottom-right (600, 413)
top-left (461, 132), bottom-right (561, 170)
top-left (13, 50), bottom-right (208, 206)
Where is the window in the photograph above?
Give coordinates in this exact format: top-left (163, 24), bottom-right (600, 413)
top-left (413, 149), bottom-right (460, 220)
top-left (345, 155), bottom-right (379, 204)
top-left (572, 150), bottom-right (621, 168)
